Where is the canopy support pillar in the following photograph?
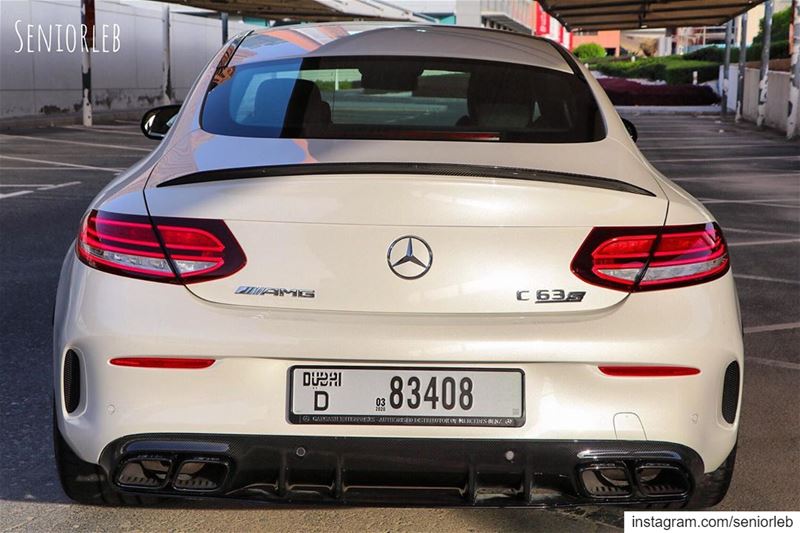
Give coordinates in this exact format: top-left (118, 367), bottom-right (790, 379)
top-left (736, 12), bottom-right (748, 123)
top-left (162, 4), bottom-right (172, 105)
top-left (722, 19), bottom-right (734, 117)
top-left (80, 0), bottom-right (95, 127)
top-left (787, 1), bottom-right (800, 139)
top-left (757, 0), bottom-right (774, 128)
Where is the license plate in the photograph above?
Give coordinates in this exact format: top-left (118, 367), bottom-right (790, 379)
top-left (288, 366), bottom-right (524, 427)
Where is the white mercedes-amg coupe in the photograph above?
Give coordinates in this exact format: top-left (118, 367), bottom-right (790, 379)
top-left (54, 23), bottom-right (742, 508)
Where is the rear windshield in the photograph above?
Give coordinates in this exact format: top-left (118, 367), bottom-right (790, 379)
top-left (201, 56), bottom-right (605, 143)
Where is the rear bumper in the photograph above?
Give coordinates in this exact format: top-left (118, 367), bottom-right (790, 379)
top-left (100, 434), bottom-right (703, 508)
top-left (55, 257), bottom-right (743, 475)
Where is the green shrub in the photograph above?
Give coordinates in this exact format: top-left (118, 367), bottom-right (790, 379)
top-left (684, 41), bottom-right (790, 64)
top-left (683, 46), bottom-right (726, 62)
top-left (663, 60), bottom-right (720, 85)
top-left (592, 57), bottom-right (665, 81)
top-left (745, 40), bottom-right (790, 61)
top-left (586, 56), bottom-right (627, 67)
top-left (631, 59), bottom-right (669, 81)
top-left (582, 56), bottom-right (607, 66)
top-left (573, 43), bottom-right (607, 61)
top-left (591, 56), bottom-right (718, 85)
top-left (594, 39), bottom-right (790, 84)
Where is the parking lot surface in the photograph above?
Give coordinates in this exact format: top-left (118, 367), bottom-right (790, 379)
top-left (1, 113), bottom-right (798, 531)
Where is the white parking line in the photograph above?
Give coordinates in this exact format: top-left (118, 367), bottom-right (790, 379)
top-left (639, 137), bottom-right (737, 141)
top-left (672, 173), bottom-right (800, 181)
top-left (0, 181), bottom-right (81, 200)
top-left (748, 357), bottom-right (800, 370)
top-left (0, 183), bottom-right (79, 188)
top-left (0, 167), bottom-right (90, 170)
top-left (649, 155), bottom-right (800, 163)
top-left (0, 190), bottom-right (33, 199)
top-left (0, 133), bottom-right (151, 152)
top-left (62, 125), bottom-right (143, 136)
top-left (0, 155), bottom-right (121, 172)
top-left (37, 181), bottom-right (81, 190)
top-left (699, 199), bottom-right (800, 208)
top-left (639, 143), bottom-right (781, 150)
top-left (725, 227), bottom-right (800, 237)
top-left (727, 238), bottom-right (800, 247)
top-left (732, 203), bottom-right (798, 208)
top-left (700, 198), bottom-right (798, 204)
top-left (744, 322), bottom-right (800, 334)
top-left (734, 274), bottom-right (800, 285)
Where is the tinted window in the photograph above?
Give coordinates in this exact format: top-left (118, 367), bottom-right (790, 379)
top-left (202, 56), bottom-right (605, 143)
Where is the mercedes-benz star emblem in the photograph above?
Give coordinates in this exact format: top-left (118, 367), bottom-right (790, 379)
top-left (387, 236), bottom-right (433, 280)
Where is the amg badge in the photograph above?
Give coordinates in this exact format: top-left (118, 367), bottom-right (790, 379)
top-left (516, 289), bottom-right (586, 303)
top-left (235, 286), bottom-right (316, 298)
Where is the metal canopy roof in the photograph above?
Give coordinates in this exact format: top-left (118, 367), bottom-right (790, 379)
top-left (165, 0), bottom-right (426, 21)
top-left (540, 0), bottom-right (765, 31)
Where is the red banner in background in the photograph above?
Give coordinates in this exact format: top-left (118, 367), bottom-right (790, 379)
top-left (535, 4), bottom-right (550, 36)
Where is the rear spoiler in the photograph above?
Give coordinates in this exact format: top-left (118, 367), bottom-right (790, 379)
top-left (156, 162), bottom-right (656, 197)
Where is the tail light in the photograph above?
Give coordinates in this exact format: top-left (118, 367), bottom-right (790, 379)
top-left (571, 223), bottom-right (729, 291)
top-left (77, 210), bottom-right (245, 283)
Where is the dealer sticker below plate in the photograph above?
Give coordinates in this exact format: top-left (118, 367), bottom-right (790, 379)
top-left (289, 366), bottom-right (524, 427)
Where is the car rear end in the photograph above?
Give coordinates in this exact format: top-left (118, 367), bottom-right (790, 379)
top-left (54, 25), bottom-right (742, 508)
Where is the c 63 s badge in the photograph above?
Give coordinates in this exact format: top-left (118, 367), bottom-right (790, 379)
top-left (236, 286), bottom-right (315, 298)
top-left (516, 289), bottom-right (586, 303)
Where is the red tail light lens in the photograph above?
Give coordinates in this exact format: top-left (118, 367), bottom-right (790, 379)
top-left (77, 210), bottom-right (246, 283)
top-left (571, 223), bottom-right (729, 291)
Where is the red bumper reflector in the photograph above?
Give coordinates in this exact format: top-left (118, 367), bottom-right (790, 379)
top-left (598, 365), bottom-right (700, 377)
top-left (110, 357), bottom-right (215, 369)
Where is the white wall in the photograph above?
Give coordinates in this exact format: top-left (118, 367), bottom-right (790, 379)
top-left (454, 0), bottom-right (481, 26)
top-left (762, 70), bottom-right (792, 131)
top-left (0, 0), bottom-right (260, 118)
top-left (391, 0), bottom-right (456, 14)
top-left (720, 65), bottom-right (799, 132)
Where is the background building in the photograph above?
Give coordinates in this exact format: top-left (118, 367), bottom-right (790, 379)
top-left (392, 1), bottom-right (572, 47)
top-left (0, 0), bottom-right (426, 119)
top-left (571, 0), bottom-right (792, 57)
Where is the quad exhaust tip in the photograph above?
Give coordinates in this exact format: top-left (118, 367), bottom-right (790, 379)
top-left (173, 458), bottom-right (230, 492)
top-left (579, 463), bottom-right (632, 498)
top-left (578, 462), bottom-right (690, 500)
top-left (114, 455), bottom-right (230, 492)
top-left (635, 463), bottom-right (690, 497)
top-left (115, 456), bottom-right (172, 489)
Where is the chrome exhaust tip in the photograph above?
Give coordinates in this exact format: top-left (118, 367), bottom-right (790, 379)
top-left (635, 463), bottom-right (690, 497)
top-left (115, 456), bottom-right (172, 489)
top-left (172, 457), bottom-right (230, 492)
top-left (578, 463), bottom-right (632, 498)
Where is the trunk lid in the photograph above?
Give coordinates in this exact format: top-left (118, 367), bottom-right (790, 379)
top-left (145, 171), bottom-right (668, 314)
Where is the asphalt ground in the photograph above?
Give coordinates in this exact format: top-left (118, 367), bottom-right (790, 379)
top-left (0, 114), bottom-right (798, 532)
